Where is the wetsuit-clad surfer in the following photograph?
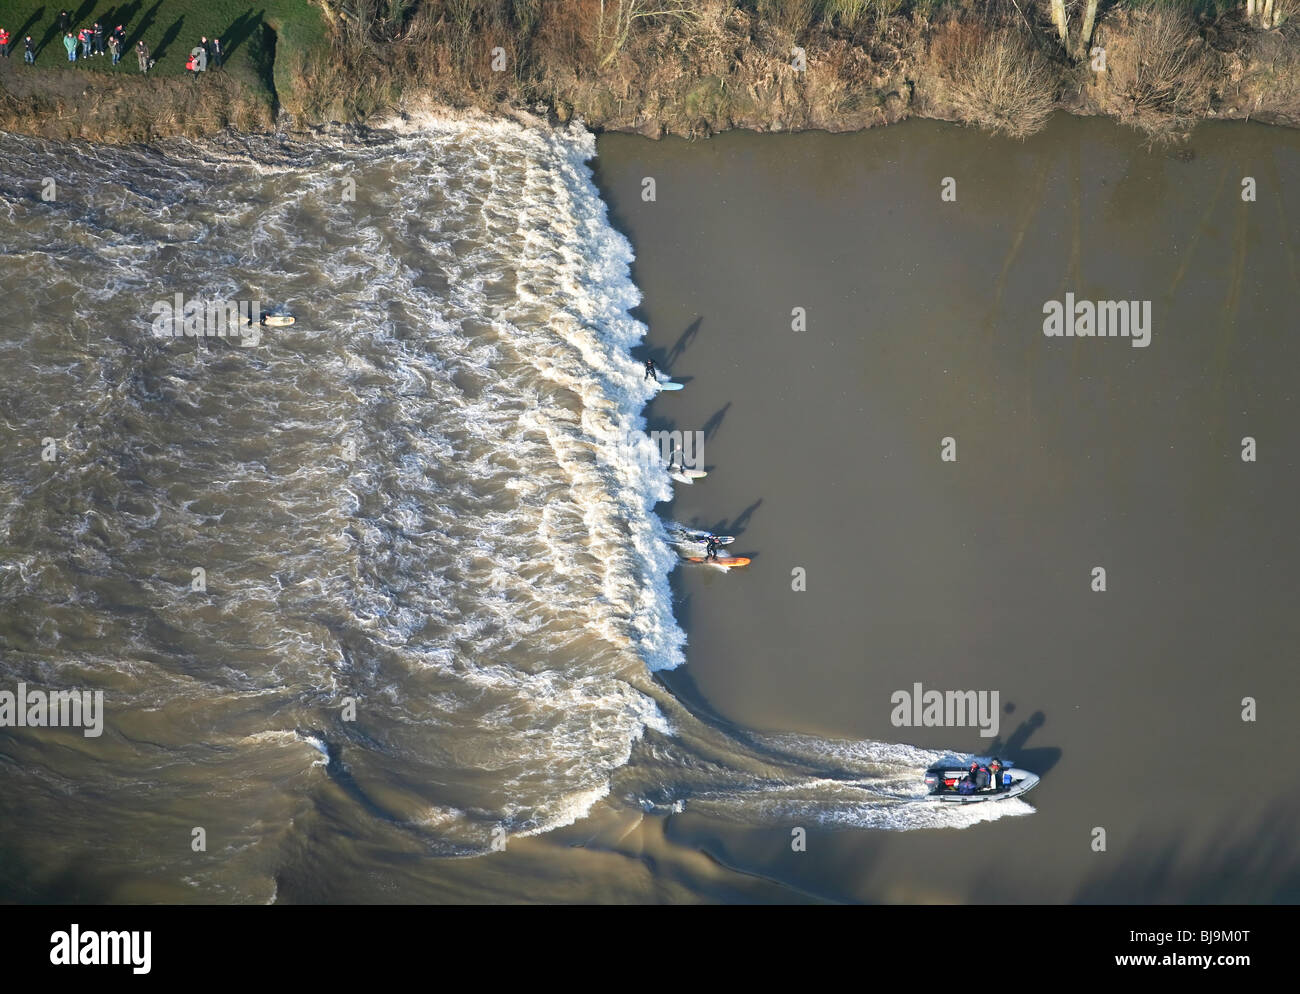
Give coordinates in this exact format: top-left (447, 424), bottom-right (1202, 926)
top-left (705, 536), bottom-right (720, 561)
top-left (644, 359), bottom-right (657, 382)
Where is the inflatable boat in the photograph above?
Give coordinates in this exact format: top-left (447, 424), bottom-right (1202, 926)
top-left (923, 762), bottom-right (1040, 803)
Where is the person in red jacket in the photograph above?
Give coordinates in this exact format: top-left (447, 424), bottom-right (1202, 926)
top-left (989, 757), bottom-right (1004, 791)
top-left (0, 28), bottom-right (12, 58)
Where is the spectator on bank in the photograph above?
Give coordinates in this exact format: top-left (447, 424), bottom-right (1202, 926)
top-left (93, 22), bottom-right (105, 56)
top-left (136, 39), bottom-right (152, 73)
top-left (79, 28), bottom-right (91, 59)
top-left (108, 34), bottom-right (120, 66)
top-left (210, 36), bottom-right (223, 68)
top-left (25, 35), bottom-right (35, 64)
top-left (0, 28), bottom-right (11, 58)
top-left (113, 25), bottom-right (126, 50)
top-left (59, 10), bottom-right (71, 35)
top-left (64, 31), bottom-right (76, 62)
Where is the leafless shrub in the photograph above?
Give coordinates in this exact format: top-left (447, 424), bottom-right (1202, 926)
top-left (934, 24), bottom-right (1058, 138)
top-left (1106, 7), bottom-right (1211, 141)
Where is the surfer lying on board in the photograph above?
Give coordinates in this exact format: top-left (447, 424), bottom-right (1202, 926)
top-left (644, 359), bottom-right (657, 382)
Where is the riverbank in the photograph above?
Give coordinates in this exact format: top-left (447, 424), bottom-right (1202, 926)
top-left (0, 0), bottom-right (328, 138)
top-left (0, 1), bottom-right (1297, 143)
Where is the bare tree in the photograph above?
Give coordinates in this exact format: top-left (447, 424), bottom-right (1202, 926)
top-left (1246, 0), bottom-right (1288, 27)
top-left (1049, 0), bottom-right (1068, 48)
top-left (1077, 0), bottom-right (1099, 59)
top-left (594, 0), bottom-right (700, 69)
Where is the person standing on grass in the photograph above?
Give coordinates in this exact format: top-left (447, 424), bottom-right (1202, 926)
top-left (59, 11), bottom-right (70, 35)
top-left (136, 39), bottom-right (150, 73)
top-left (113, 25), bottom-right (126, 51)
top-left (0, 28), bottom-right (10, 58)
top-left (108, 33), bottom-right (120, 66)
top-left (210, 36), bottom-right (222, 68)
top-left (93, 22), bottom-right (105, 57)
top-left (64, 31), bottom-right (76, 62)
top-left (25, 35), bottom-right (36, 64)
top-left (79, 28), bottom-right (91, 59)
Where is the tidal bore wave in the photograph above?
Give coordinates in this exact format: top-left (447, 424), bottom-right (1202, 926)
top-left (0, 116), bottom-right (1028, 897)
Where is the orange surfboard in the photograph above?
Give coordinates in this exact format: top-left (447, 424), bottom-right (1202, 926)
top-left (685, 556), bottom-right (750, 568)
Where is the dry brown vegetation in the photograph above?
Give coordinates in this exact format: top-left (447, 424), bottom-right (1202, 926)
top-left (2, 0), bottom-right (1299, 143)
top-left (929, 21), bottom-right (1059, 138)
top-left (0, 67), bottom-right (274, 141)
top-left (1097, 7), bottom-right (1214, 140)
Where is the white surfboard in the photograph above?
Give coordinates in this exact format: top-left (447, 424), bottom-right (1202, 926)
top-left (674, 531), bottom-right (735, 545)
top-left (656, 380), bottom-right (683, 391)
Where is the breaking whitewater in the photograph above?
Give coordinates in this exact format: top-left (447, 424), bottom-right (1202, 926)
top-left (0, 112), bottom-right (1031, 900)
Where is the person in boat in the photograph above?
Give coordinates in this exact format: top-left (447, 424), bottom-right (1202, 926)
top-left (957, 775), bottom-right (976, 795)
top-left (644, 359), bottom-right (657, 382)
top-left (704, 536), bottom-right (721, 561)
top-left (989, 757), bottom-right (1003, 791)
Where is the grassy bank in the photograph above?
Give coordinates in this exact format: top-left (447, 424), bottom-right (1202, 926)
top-left (0, 0), bottom-right (329, 137)
top-left (1, 1), bottom-right (1298, 142)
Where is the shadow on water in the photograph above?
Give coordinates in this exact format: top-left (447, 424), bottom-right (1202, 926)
top-left (19, 853), bottom-right (126, 904)
top-left (639, 318), bottom-right (701, 372)
top-left (297, 728), bottom-right (426, 835)
top-left (705, 498), bottom-right (762, 537)
top-left (1066, 800), bottom-right (1300, 903)
top-left (665, 316), bottom-right (702, 367)
top-left (701, 401), bottom-right (730, 443)
top-left (979, 709), bottom-right (1062, 780)
top-left (656, 664), bottom-right (895, 785)
top-left (585, 143), bottom-right (658, 341)
top-left (587, 152), bottom-right (635, 242)
top-left (655, 665), bottom-right (754, 743)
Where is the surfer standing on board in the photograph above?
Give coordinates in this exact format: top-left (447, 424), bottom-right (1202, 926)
top-left (644, 359), bottom-right (657, 382)
top-left (705, 536), bottom-right (720, 561)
